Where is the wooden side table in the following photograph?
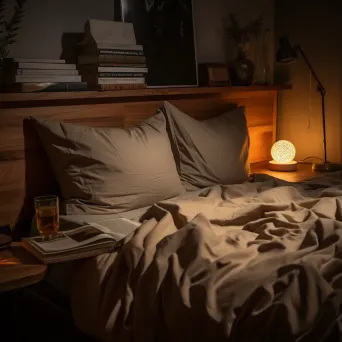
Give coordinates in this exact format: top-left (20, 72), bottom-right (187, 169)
top-left (0, 242), bottom-right (47, 293)
top-left (0, 244), bottom-right (96, 341)
top-left (251, 161), bottom-right (325, 182)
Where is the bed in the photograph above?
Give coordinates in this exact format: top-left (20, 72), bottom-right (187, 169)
top-left (3, 86), bottom-right (341, 341)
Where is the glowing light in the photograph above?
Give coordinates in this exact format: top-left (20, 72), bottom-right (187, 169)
top-left (271, 140), bottom-right (296, 164)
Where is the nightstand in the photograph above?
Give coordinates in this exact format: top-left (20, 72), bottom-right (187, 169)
top-left (251, 161), bottom-right (325, 182)
top-left (0, 243), bottom-right (47, 341)
top-left (0, 243), bottom-right (47, 293)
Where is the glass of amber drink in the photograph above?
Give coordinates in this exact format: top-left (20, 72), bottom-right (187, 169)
top-left (35, 195), bottom-right (59, 240)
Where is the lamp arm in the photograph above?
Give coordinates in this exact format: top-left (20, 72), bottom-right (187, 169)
top-left (295, 45), bottom-right (326, 95)
top-left (295, 45), bottom-right (327, 163)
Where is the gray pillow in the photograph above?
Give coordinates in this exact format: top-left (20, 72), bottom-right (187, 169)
top-left (162, 101), bottom-right (250, 190)
top-left (30, 113), bottom-right (184, 215)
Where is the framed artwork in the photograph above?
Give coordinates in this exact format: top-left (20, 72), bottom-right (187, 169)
top-left (114, 0), bottom-right (198, 87)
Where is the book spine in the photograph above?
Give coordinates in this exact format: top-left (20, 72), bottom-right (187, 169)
top-left (97, 44), bottom-right (143, 51)
top-left (77, 55), bottom-right (146, 65)
top-left (78, 66), bottom-right (148, 73)
top-left (93, 83), bottom-right (147, 91)
top-left (5, 58), bottom-right (66, 64)
top-left (98, 72), bottom-right (145, 78)
top-left (97, 66), bottom-right (148, 73)
top-left (97, 77), bottom-right (145, 85)
top-left (4, 82), bottom-right (88, 93)
top-left (16, 68), bottom-right (79, 75)
top-left (98, 63), bottom-right (147, 68)
top-left (16, 62), bottom-right (77, 70)
top-left (77, 44), bottom-right (143, 55)
top-left (15, 75), bottom-right (82, 83)
top-left (98, 55), bottom-right (146, 64)
top-left (98, 49), bottom-right (144, 56)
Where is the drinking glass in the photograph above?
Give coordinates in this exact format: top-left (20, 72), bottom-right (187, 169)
top-left (35, 195), bottom-right (59, 240)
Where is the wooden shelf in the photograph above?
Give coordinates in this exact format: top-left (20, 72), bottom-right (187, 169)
top-left (0, 84), bottom-right (292, 104)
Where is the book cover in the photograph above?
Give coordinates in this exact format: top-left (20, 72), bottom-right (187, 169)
top-left (80, 19), bottom-right (137, 46)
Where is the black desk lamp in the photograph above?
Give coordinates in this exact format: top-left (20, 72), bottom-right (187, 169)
top-left (276, 36), bottom-right (342, 172)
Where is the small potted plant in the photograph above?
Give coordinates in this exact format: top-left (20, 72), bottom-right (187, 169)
top-left (226, 14), bottom-right (263, 86)
top-left (0, 0), bottom-right (27, 85)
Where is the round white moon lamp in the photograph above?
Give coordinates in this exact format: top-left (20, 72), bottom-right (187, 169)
top-left (269, 140), bottom-right (297, 171)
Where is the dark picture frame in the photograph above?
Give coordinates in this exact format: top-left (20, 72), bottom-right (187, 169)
top-left (114, 0), bottom-right (198, 87)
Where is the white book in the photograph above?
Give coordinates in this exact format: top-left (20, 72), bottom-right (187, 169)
top-left (9, 58), bottom-right (66, 64)
top-left (97, 44), bottom-right (143, 51)
top-left (78, 43), bottom-right (143, 51)
top-left (15, 62), bottom-right (76, 70)
top-left (97, 77), bottom-right (145, 85)
top-left (16, 68), bottom-right (79, 75)
top-left (82, 19), bottom-right (137, 46)
top-left (97, 66), bottom-right (148, 73)
top-left (15, 75), bottom-right (82, 83)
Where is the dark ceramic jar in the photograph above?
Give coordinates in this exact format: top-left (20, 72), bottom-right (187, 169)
top-left (229, 49), bottom-right (255, 86)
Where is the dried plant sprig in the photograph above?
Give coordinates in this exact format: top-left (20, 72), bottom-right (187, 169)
top-left (226, 14), bottom-right (263, 43)
top-left (0, 0), bottom-right (27, 60)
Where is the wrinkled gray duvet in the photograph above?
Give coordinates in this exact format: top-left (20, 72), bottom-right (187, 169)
top-left (71, 173), bottom-right (342, 342)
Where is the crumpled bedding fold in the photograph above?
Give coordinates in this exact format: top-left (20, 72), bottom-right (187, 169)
top-left (71, 172), bottom-right (342, 341)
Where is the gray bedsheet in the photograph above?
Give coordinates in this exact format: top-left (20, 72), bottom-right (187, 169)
top-left (31, 188), bottom-right (207, 294)
top-left (70, 172), bottom-right (342, 341)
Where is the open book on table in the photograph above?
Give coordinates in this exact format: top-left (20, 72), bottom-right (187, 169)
top-left (22, 218), bottom-right (140, 264)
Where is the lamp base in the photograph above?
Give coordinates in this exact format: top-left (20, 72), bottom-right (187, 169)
top-left (269, 160), bottom-right (297, 172)
top-left (312, 162), bottom-right (342, 172)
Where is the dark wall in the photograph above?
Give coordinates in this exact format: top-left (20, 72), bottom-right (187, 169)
top-left (6, 0), bottom-right (274, 67)
top-left (5, 0), bottom-right (114, 60)
top-left (275, 0), bottom-right (342, 162)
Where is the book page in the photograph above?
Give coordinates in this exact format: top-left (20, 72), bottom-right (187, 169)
top-left (85, 218), bottom-right (140, 241)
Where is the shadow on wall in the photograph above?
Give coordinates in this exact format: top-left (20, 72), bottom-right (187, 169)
top-left (12, 119), bottom-right (61, 241)
top-left (60, 32), bottom-right (85, 64)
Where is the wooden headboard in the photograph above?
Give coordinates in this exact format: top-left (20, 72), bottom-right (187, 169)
top-left (0, 85), bottom-right (285, 238)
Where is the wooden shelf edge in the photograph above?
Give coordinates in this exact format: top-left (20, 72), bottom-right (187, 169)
top-left (0, 84), bottom-right (292, 103)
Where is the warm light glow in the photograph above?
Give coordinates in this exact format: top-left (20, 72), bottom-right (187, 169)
top-left (271, 140), bottom-right (296, 163)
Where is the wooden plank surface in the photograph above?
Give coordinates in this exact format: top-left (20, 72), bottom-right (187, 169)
top-left (251, 161), bottom-right (322, 182)
top-left (0, 84), bottom-right (291, 103)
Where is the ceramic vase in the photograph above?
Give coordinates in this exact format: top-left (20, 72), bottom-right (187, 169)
top-left (229, 43), bottom-right (255, 86)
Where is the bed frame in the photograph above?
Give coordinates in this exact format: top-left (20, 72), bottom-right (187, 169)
top-left (0, 85), bottom-right (288, 238)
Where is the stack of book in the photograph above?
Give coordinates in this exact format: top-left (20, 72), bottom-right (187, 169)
top-left (76, 19), bottom-right (148, 91)
top-left (78, 44), bottom-right (147, 90)
top-left (3, 58), bottom-right (87, 92)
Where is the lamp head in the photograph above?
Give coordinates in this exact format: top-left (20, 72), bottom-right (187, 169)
top-left (276, 36), bottom-right (297, 64)
top-left (269, 140), bottom-right (297, 172)
top-left (271, 140), bottom-right (296, 163)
